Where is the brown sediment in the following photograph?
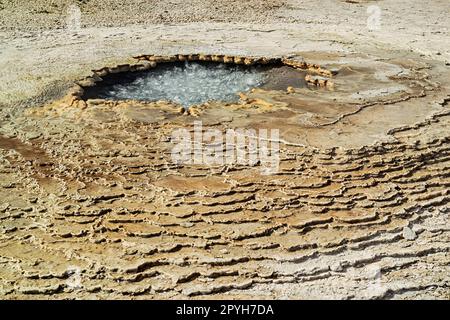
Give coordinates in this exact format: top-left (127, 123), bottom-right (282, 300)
top-left (0, 44), bottom-right (449, 300)
top-left (0, 0), bottom-right (449, 299)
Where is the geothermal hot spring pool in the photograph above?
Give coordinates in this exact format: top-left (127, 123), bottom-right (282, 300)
top-left (83, 61), bottom-right (307, 107)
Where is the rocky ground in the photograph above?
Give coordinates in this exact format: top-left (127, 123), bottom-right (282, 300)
top-left (0, 0), bottom-right (449, 299)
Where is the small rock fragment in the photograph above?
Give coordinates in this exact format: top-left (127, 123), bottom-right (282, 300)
top-left (402, 226), bottom-right (417, 241)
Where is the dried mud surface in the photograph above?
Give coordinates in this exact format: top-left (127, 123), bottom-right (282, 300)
top-left (0, 0), bottom-right (449, 299)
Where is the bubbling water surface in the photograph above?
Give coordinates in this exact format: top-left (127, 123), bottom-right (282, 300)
top-left (96, 62), bottom-right (268, 107)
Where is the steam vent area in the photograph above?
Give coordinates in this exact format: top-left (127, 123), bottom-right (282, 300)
top-left (0, 0), bottom-right (449, 300)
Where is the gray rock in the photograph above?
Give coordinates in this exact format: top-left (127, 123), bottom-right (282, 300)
top-left (402, 226), bottom-right (417, 241)
top-left (330, 262), bottom-right (344, 272)
top-left (25, 131), bottom-right (41, 140)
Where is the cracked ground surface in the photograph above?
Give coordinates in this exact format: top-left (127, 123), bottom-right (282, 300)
top-left (0, 0), bottom-right (449, 299)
